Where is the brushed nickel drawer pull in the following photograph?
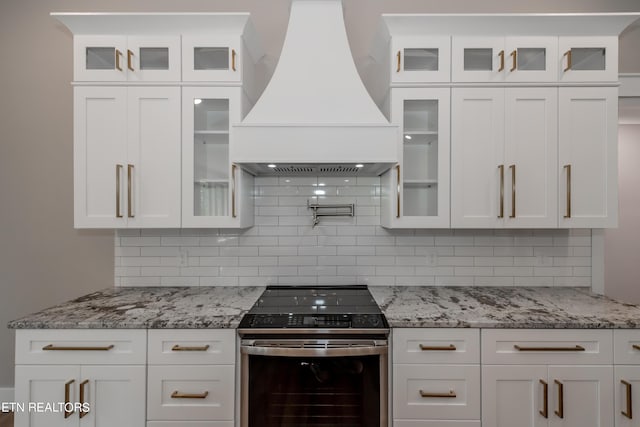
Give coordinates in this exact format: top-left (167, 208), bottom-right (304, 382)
top-left (564, 164), bottom-right (572, 218)
top-left (540, 379), bottom-right (548, 418)
top-left (514, 344), bottom-right (584, 352)
top-left (116, 164), bottom-right (123, 218)
top-left (43, 344), bottom-right (115, 351)
top-left (564, 50), bottom-right (572, 72)
top-left (420, 390), bottom-right (456, 398)
top-left (510, 50), bottom-right (517, 72)
top-left (498, 50), bottom-right (505, 72)
top-left (419, 344), bottom-right (456, 351)
top-left (396, 164), bottom-right (401, 218)
top-left (171, 391), bottom-right (209, 399)
top-left (509, 164), bottom-right (516, 218)
top-left (554, 380), bottom-right (564, 419)
top-left (64, 379), bottom-right (75, 419)
top-left (127, 164), bottom-right (134, 218)
top-left (498, 165), bottom-right (504, 218)
top-left (622, 380), bottom-right (633, 419)
top-left (396, 50), bottom-right (401, 72)
top-left (172, 344), bottom-right (210, 352)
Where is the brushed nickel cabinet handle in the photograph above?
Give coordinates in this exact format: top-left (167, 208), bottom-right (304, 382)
top-left (420, 390), bottom-right (456, 398)
top-left (554, 380), bottom-right (564, 419)
top-left (419, 344), bottom-right (456, 351)
top-left (622, 380), bottom-right (633, 419)
top-left (498, 50), bottom-right (505, 72)
top-left (540, 379), bottom-right (548, 418)
top-left (514, 344), bottom-right (584, 352)
top-left (232, 49), bottom-right (237, 71)
top-left (171, 391), bottom-right (209, 399)
top-left (231, 164), bottom-right (237, 218)
top-left (396, 164), bottom-right (401, 218)
top-left (127, 49), bottom-right (134, 71)
top-left (397, 50), bottom-right (401, 72)
top-left (498, 165), bottom-right (504, 218)
top-left (79, 380), bottom-right (89, 419)
top-left (64, 379), bottom-right (75, 419)
top-left (43, 344), bottom-right (115, 351)
top-left (127, 164), bottom-right (134, 218)
top-left (564, 164), bottom-right (572, 218)
top-left (633, 344), bottom-right (640, 351)
top-left (116, 164), bottom-right (123, 218)
top-left (115, 49), bottom-right (123, 71)
top-left (564, 50), bottom-right (572, 72)
top-left (172, 344), bottom-right (210, 352)
top-left (510, 50), bottom-right (517, 72)
top-left (509, 164), bottom-right (516, 218)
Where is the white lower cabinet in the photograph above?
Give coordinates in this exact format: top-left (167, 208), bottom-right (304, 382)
top-left (614, 330), bottom-right (640, 427)
top-left (14, 330), bottom-right (147, 427)
top-left (392, 329), bottom-right (481, 426)
top-left (481, 329), bottom-right (614, 427)
top-left (146, 330), bottom-right (235, 426)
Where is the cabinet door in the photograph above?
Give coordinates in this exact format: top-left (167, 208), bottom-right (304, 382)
top-left (182, 36), bottom-right (241, 82)
top-left (615, 366), bottom-right (640, 427)
top-left (182, 87), bottom-right (243, 227)
top-left (126, 87), bottom-right (181, 228)
top-left (481, 365), bottom-right (548, 427)
top-left (482, 365), bottom-right (552, 427)
top-left (14, 365), bottom-right (80, 427)
top-left (80, 366), bottom-right (146, 427)
top-left (504, 37), bottom-right (558, 83)
top-left (548, 366), bottom-right (613, 427)
top-left (74, 36), bottom-right (128, 82)
top-left (388, 88), bottom-right (450, 228)
top-left (126, 36), bottom-right (181, 82)
top-left (504, 88), bottom-right (558, 228)
top-left (558, 87), bottom-right (618, 228)
top-left (452, 37), bottom-right (504, 82)
top-left (559, 37), bottom-right (618, 82)
top-left (392, 36), bottom-right (451, 83)
top-left (74, 87), bottom-right (128, 228)
top-left (451, 88), bottom-right (505, 228)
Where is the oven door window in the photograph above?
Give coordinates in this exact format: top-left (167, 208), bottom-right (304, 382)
top-left (248, 355), bottom-right (381, 427)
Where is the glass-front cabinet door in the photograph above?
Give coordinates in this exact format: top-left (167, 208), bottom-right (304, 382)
top-left (182, 87), bottom-right (253, 228)
top-left (182, 36), bottom-right (241, 82)
top-left (391, 37), bottom-right (451, 83)
top-left (559, 37), bottom-right (617, 82)
top-left (381, 88), bottom-right (450, 228)
top-left (74, 36), bottom-right (180, 82)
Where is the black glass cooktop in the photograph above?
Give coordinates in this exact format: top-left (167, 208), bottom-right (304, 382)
top-left (238, 285), bottom-right (388, 329)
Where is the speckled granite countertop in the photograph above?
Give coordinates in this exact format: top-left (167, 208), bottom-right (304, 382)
top-left (369, 286), bottom-right (640, 328)
top-left (7, 286), bottom-right (265, 329)
top-left (8, 286), bottom-right (640, 330)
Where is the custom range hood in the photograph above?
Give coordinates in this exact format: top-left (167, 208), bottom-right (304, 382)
top-left (232, 0), bottom-right (398, 176)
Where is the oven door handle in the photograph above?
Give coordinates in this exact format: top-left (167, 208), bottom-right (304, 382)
top-left (241, 345), bottom-right (387, 357)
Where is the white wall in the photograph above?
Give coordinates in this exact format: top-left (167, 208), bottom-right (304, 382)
top-left (605, 124), bottom-right (640, 303)
top-left (2, 0), bottom-right (640, 392)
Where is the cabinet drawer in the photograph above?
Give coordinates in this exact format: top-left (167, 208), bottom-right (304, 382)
top-left (393, 365), bottom-right (480, 420)
top-left (148, 422), bottom-right (233, 427)
top-left (614, 330), bottom-right (640, 364)
top-left (15, 329), bottom-right (146, 365)
top-left (481, 329), bottom-right (612, 365)
top-left (393, 329), bottom-right (480, 364)
top-left (148, 330), bottom-right (235, 365)
top-left (394, 421), bottom-right (480, 427)
top-left (147, 365), bottom-right (234, 421)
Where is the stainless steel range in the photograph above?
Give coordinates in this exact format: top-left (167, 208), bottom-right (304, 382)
top-left (238, 285), bottom-right (389, 427)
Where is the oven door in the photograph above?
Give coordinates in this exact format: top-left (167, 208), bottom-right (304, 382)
top-left (241, 339), bottom-right (388, 427)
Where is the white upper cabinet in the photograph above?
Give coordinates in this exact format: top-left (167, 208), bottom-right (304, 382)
top-left (182, 36), bottom-right (242, 82)
top-left (391, 36), bottom-right (451, 83)
top-left (74, 35), bottom-right (181, 82)
top-left (452, 36), bottom-right (558, 83)
top-left (558, 87), bottom-right (618, 228)
top-left (559, 37), bottom-right (618, 82)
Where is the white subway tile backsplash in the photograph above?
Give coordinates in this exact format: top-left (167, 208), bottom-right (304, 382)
top-left (115, 177), bottom-right (593, 288)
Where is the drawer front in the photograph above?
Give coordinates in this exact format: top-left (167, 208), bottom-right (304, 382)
top-left (15, 329), bottom-right (146, 365)
top-left (614, 330), bottom-right (640, 365)
top-left (481, 329), bottom-right (612, 365)
top-left (393, 365), bottom-right (481, 420)
top-left (393, 329), bottom-right (480, 364)
top-left (147, 365), bottom-right (234, 421)
top-left (148, 330), bottom-right (235, 365)
top-left (148, 422), bottom-right (234, 427)
top-left (394, 421), bottom-right (481, 427)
